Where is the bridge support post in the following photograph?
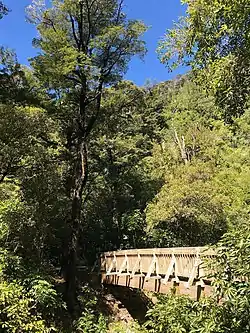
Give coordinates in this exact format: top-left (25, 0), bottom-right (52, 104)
top-left (173, 281), bottom-right (180, 295)
top-left (197, 285), bottom-right (205, 300)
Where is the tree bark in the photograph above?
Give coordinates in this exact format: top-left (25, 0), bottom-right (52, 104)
top-left (63, 137), bottom-right (88, 313)
top-left (62, 83), bottom-right (103, 313)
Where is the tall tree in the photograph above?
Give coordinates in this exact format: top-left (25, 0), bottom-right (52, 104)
top-left (80, 81), bottom-right (163, 257)
top-left (27, 0), bottom-right (146, 310)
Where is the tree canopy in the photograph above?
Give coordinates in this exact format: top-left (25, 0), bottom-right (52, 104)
top-left (158, 0), bottom-right (250, 121)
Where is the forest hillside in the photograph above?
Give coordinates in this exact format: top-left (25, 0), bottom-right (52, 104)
top-left (0, 0), bottom-right (250, 332)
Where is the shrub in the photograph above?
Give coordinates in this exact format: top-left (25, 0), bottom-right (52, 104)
top-left (0, 281), bottom-right (54, 333)
top-left (145, 225), bottom-right (250, 333)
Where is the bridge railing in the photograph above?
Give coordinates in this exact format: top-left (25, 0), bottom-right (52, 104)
top-left (100, 247), bottom-right (216, 298)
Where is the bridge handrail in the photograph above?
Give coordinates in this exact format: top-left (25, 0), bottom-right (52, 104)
top-left (100, 246), bottom-right (217, 287)
top-left (101, 247), bottom-right (216, 257)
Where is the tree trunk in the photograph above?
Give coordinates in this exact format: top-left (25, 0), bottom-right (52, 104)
top-left (62, 80), bottom-right (102, 313)
top-left (174, 129), bottom-right (189, 164)
top-left (63, 140), bottom-right (88, 313)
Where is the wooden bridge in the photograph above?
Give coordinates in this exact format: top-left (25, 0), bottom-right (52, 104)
top-left (100, 247), bottom-right (216, 300)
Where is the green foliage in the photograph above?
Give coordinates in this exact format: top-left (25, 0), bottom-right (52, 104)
top-left (28, 279), bottom-right (67, 319)
top-left (145, 293), bottom-right (249, 333)
top-left (159, 0), bottom-right (250, 67)
top-left (1, 0), bottom-right (250, 330)
top-left (0, 281), bottom-right (52, 333)
top-left (73, 285), bottom-right (107, 332)
top-left (74, 311), bottom-right (107, 333)
top-left (27, 0), bottom-right (147, 89)
top-left (145, 79), bottom-right (250, 246)
top-left (209, 224), bottom-right (250, 296)
top-left (159, 0), bottom-right (250, 120)
top-left (81, 80), bottom-right (162, 255)
top-left (0, 100), bottom-right (64, 267)
top-left (0, 1), bottom-right (8, 19)
top-left (0, 248), bottom-right (24, 280)
top-left (145, 294), bottom-right (194, 333)
top-left (145, 224), bottom-right (250, 333)
top-left (109, 321), bottom-right (146, 333)
top-left (0, 249), bottom-right (67, 332)
top-left (25, 0), bottom-right (147, 310)
top-left (209, 225), bottom-right (250, 332)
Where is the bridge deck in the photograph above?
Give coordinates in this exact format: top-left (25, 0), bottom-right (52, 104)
top-left (100, 247), bottom-right (216, 300)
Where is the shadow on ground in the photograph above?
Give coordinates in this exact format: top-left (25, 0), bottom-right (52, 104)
top-left (104, 285), bottom-right (153, 324)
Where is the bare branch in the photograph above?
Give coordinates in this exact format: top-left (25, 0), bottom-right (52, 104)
top-left (79, 1), bottom-right (85, 52)
top-left (64, 74), bottom-right (81, 85)
top-left (115, 0), bottom-right (124, 24)
top-left (69, 14), bottom-right (80, 50)
top-left (174, 129), bottom-right (188, 164)
top-left (85, 0), bottom-right (93, 47)
top-left (43, 17), bottom-right (57, 32)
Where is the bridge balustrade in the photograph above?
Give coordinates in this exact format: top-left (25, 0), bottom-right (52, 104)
top-left (100, 247), bottom-right (216, 299)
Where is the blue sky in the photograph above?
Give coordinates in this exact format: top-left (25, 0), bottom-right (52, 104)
top-left (0, 0), bottom-right (187, 85)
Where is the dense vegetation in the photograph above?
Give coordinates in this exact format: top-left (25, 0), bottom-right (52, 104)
top-left (0, 0), bottom-right (250, 331)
